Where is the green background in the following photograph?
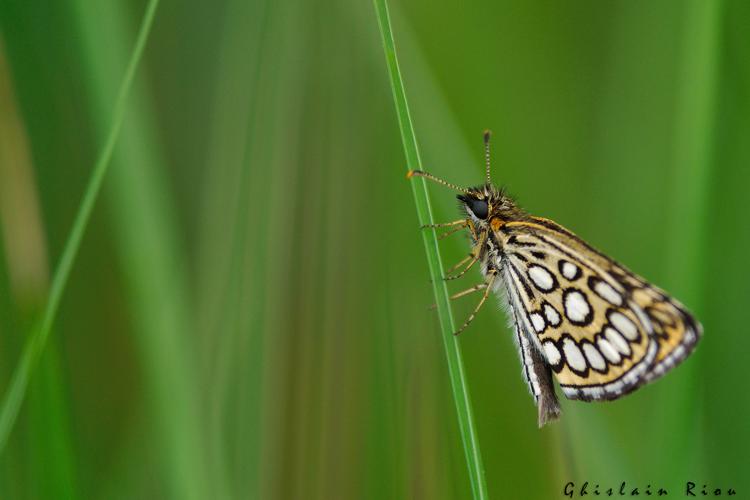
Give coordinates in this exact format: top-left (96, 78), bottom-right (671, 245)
top-left (0, 0), bottom-right (748, 498)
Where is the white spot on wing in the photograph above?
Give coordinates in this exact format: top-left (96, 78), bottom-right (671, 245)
top-left (530, 313), bottom-right (546, 333)
top-left (608, 380), bottom-right (625, 394)
top-left (630, 302), bottom-right (654, 334)
top-left (593, 280), bottom-right (623, 306)
top-left (610, 311), bottom-right (638, 340)
top-left (561, 261), bottom-right (579, 280)
top-left (597, 336), bottom-right (621, 363)
top-left (562, 386), bottom-right (579, 398)
top-left (562, 339), bottom-right (659, 400)
top-left (528, 265), bottom-right (555, 291)
top-left (542, 340), bottom-right (561, 365)
top-left (604, 327), bottom-right (631, 356)
top-left (564, 290), bottom-right (591, 323)
top-left (544, 303), bottom-right (561, 326)
top-left (586, 386), bottom-right (604, 398)
top-left (562, 338), bottom-right (587, 372)
top-left (582, 342), bottom-right (606, 371)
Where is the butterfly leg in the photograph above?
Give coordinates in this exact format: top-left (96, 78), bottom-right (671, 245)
top-left (454, 271), bottom-right (496, 335)
top-left (445, 232), bottom-right (487, 281)
top-left (450, 283), bottom-right (488, 300)
top-left (437, 224), bottom-right (467, 240)
top-left (444, 255), bottom-right (478, 281)
top-left (445, 254), bottom-right (472, 276)
top-left (421, 219), bottom-right (469, 240)
top-left (428, 283), bottom-right (488, 310)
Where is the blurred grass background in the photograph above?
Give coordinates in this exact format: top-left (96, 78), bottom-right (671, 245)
top-left (0, 0), bottom-right (748, 499)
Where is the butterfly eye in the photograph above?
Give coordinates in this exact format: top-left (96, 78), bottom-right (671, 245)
top-left (461, 197), bottom-right (489, 219)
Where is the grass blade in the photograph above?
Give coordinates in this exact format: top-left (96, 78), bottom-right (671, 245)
top-left (373, 1), bottom-right (489, 498)
top-left (0, 0), bottom-right (160, 452)
top-left (656, 0), bottom-right (722, 478)
top-left (70, 0), bottom-right (214, 495)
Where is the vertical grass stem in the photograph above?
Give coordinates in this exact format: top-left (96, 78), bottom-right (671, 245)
top-left (373, 1), bottom-right (489, 498)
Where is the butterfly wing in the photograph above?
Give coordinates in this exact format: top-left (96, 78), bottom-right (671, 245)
top-left (496, 217), bottom-right (702, 402)
top-left (504, 286), bottom-right (561, 425)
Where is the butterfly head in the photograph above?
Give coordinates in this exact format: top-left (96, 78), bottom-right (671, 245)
top-left (457, 186), bottom-right (520, 230)
top-left (407, 130), bottom-right (525, 230)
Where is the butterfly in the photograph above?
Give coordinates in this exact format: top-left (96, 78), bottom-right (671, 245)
top-left (409, 131), bottom-right (702, 427)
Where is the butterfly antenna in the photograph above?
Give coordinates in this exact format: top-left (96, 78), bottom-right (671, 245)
top-left (483, 129), bottom-right (492, 185)
top-left (407, 170), bottom-right (470, 194)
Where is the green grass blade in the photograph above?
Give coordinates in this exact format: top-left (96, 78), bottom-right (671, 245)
top-left (0, 0), bottom-right (159, 453)
top-left (656, 0), bottom-right (722, 478)
top-left (71, 0), bottom-right (213, 495)
top-left (373, 1), bottom-right (489, 498)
